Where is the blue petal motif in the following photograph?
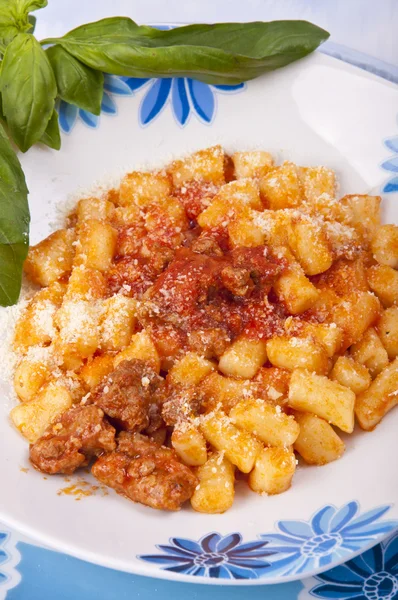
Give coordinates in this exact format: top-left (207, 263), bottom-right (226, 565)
top-left (140, 78), bottom-right (172, 125)
top-left (343, 522), bottom-right (398, 539)
top-left (208, 565), bottom-right (233, 579)
top-left (103, 74), bottom-right (134, 96)
top-left (215, 533), bottom-right (241, 552)
top-left (341, 505), bottom-right (391, 535)
top-left (311, 505), bottom-right (337, 535)
top-left (120, 77), bottom-right (151, 92)
top-left (381, 129), bottom-right (398, 193)
top-left (381, 156), bottom-right (398, 172)
top-left (385, 136), bottom-right (398, 153)
top-left (319, 555), bottom-right (334, 568)
top-left (79, 109), bottom-right (99, 129)
top-left (140, 554), bottom-right (191, 565)
top-left (58, 101), bottom-right (78, 134)
top-left (100, 92), bottom-right (117, 115)
top-left (384, 534), bottom-right (398, 572)
top-left (230, 541), bottom-right (272, 555)
top-left (156, 545), bottom-right (197, 559)
top-left (172, 78), bottom-right (190, 125)
top-left (228, 557), bottom-right (271, 569)
top-left (361, 544), bottom-right (383, 574)
top-left (316, 562), bottom-right (365, 585)
top-left (384, 176), bottom-right (398, 193)
top-left (165, 563), bottom-right (196, 574)
top-left (187, 79), bottom-right (215, 123)
top-left (200, 532), bottom-right (223, 553)
top-left (169, 538), bottom-right (203, 555)
top-left (278, 520), bottom-right (314, 540)
top-left (212, 83), bottom-right (245, 91)
top-left (259, 533), bottom-right (306, 547)
top-left (0, 531), bottom-right (14, 588)
top-left (310, 583), bottom-right (366, 599)
top-left (330, 502), bottom-right (359, 533)
top-left (225, 564), bottom-right (259, 579)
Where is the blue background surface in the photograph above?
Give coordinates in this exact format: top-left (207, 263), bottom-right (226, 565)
top-left (8, 543), bottom-right (303, 600)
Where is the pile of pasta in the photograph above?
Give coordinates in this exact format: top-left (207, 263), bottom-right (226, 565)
top-left (10, 146), bottom-right (398, 513)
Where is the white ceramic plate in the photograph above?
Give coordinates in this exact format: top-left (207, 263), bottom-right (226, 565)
top-left (1, 50), bottom-right (398, 586)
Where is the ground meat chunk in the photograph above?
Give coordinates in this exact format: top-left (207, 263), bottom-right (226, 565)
top-left (106, 256), bottom-right (157, 297)
top-left (90, 359), bottom-right (163, 432)
top-left (162, 385), bottom-right (202, 426)
top-left (145, 243), bottom-right (175, 273)
top-left (29, 405), bottom-right (116, 475)
top-left (92, 432), bottom-right (198, 511)
top-left (221, 265), bottom-right (252, 296)
top-left (230, 246), bottom-right (285, 288)
top-left (187, 327), bottom-right (231, 358)
top-left (144, 383), bottom-right (167, 435)
top-left (191, 233), bottom-right (224, 257)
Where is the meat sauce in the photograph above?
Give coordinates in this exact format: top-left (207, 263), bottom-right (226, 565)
top-left (144, 244), bottom-right (287, 345)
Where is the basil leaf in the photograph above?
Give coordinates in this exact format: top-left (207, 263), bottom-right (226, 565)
top-left (0, 121), bottom-right (29, 306)
top-left (39, 108), bottom-right (61, 150)
top-left (0, 2), bottom-right (19, 52)
top-left (46, 46), bottom-right (104, 115)
top-left (15, 0), bottom-right (47, 13)
top-left (0, 0), bottom-right (46, 51)
top-left (45, 18), bottom-right (329, 84)
top-left (0, 33), bottom-right (57, 152)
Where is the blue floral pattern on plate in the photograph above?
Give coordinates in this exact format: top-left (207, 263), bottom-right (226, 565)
top-left (0, 529), bottom-right (21, 597)
top-left (57, 73), bottom-right (245, 133)
top-left (0, 532), bottom-right (9, 586)
top-left (137, 77), bottom-right (244, 126)
top-left (381, 129), bottom-right (398, 194)
top-left (309, 531), bottom-right (398, 599)
top-left (139, 532), bottom-right (272, 580)
top-left (260, 502), bottom-right (398, 578)
top-left (139, 502), bottom-right (398, 580)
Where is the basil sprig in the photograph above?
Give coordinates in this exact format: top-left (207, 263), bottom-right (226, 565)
top-left (0, 122), bottom-right (29, 306)
top-left (0, 1), bottom-right (330, 306)
top-left (44, 18), bottom-right (329, 84)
